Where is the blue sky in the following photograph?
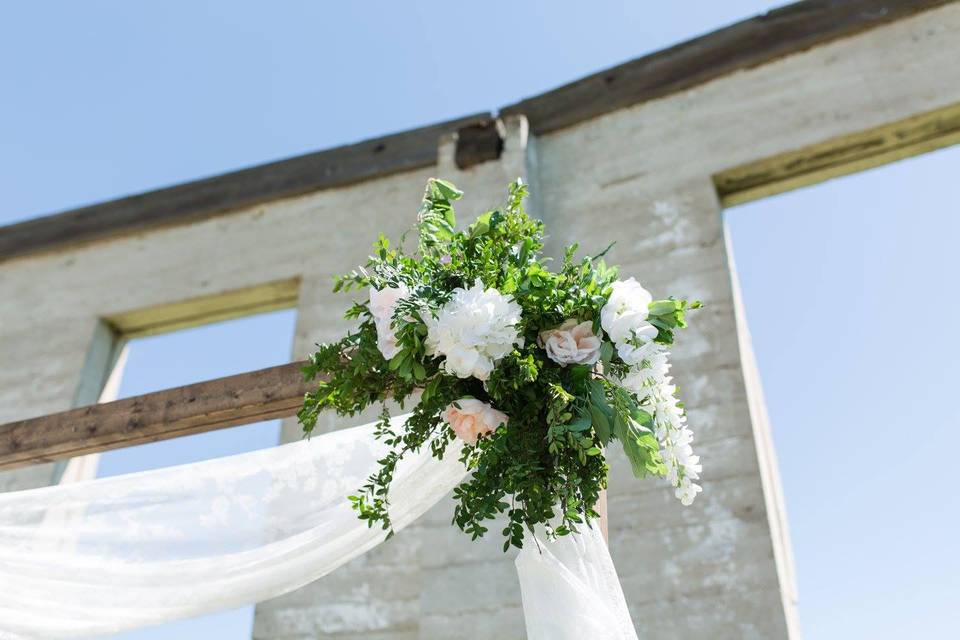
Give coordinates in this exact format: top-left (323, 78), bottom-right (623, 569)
top-left (2, 2), bottom-right (957, 639)
top-left (727, 147), bottom-right (960, 638)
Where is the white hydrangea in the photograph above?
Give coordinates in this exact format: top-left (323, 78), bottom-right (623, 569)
top-left (425, 279), bottom-right (522, 381)
top-left (600, 277), bottom-right (655, 344)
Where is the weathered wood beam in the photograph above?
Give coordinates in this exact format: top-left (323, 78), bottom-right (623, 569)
top-left (0, 361), bottom-right (316, 471)
top-left (106, 278), bottom-right (301, 339)
top-left (1, 362), bottom-right (612, 536)
top-left (0, 113), bottom-right (491, 262)
top-left (2, 1), bottom-right (956, 263)
top-left (715, 101), bottom-right (960, 206)
top-left (501, 0), bottom-right (957, 135)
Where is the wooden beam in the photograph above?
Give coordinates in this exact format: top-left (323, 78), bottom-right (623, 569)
top-left (106, 278), bottom-right (301, 339)
top-left (0, 113), bottom-right (491, 263)
top-left (2, 1), bottom-right (956, 263)
top-left (715, 101), bottom-right (960, 207)
top-left (0, 361), bottom-right (315, 471)
top-left (501, 0), bottom-right (956, 135)
top-left (0, 362), bottom-right (614, 539)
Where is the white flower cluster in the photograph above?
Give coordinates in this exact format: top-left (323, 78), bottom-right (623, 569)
top-left (425, 279), bottom-right (522, 381)
top-left (602, 278), bottom-right (702, 505)
top-left (649, 354), bottom-right (702, 505)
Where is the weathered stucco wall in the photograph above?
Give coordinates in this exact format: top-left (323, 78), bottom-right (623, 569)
top-left (1, 3), bottom-right (959, 638)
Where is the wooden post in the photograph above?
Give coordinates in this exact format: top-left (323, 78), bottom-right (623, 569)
top-left (596, 489), bottom-right (609, 542)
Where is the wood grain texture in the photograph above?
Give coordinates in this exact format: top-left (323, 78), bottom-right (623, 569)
top-left (500, 0), bottom-right (958, 134)
top-left (0, 113), bottom-right (490, 262)
top-left (0, 361), bottom-right (315, 470)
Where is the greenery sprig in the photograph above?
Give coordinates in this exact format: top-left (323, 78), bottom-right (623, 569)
top-left (300, 178), bottom-right (700, 549)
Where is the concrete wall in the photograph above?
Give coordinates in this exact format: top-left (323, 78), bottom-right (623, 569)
top-left (1, 4), bottom-right (959, 638)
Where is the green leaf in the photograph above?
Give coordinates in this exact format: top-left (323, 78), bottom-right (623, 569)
top-left (649, 299), bottom-right (679, 316)
top-left (649, 315), bottom-right (677, 330)
top-left (469, 211), bottom-right (494, 238)
top-left (614, 415), bottom-right (666, 479)
top-left (600, 341), bottom-right (614, 365)
top-left (568, 410), bottom-right (592, 432)
top-left (631, 407), bottom-right (653, 428)
top-left (388, 351), bottom-right (406, 370)
top-left (589, 404), bottom-right (612, 445)
top-left (569, 364), bottom-right (591, 383)
top-left (431, 178), bottom-right (463, 201)
top-left (413, 362), bottom-right (426, 380)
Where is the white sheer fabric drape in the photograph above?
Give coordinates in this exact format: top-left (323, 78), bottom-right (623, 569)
top-left (0, 416), bottom-right (464, 639)
top-left (0, 415), bottom-right (637, 639)
top-left (517, 523), bottom-right (638, 640)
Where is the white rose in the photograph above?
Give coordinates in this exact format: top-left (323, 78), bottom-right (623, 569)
top-left (425, 279), bottom-right (522, 381)
top-left (369, 284), bottom-right (410, 321)
top-left (374, 318), bottom-right (402, 359)
top-left (600, 278), bottom-right (653, 344)
top-left (369, 284), bottom-right (410, 360)
top-left (538, 319), bottom-right (602, 366)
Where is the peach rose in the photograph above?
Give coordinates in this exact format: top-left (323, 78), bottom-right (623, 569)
top-left (441, 398), bottom-right (508, 444)
top-left (538, 319), bottom-right (602, 366)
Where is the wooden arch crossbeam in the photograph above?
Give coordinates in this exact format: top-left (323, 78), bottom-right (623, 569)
top-left (0, 362), bottom-right (314, 471)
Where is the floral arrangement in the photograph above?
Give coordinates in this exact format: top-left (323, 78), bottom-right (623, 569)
top-left (299, 179), bottom-right (701, 549)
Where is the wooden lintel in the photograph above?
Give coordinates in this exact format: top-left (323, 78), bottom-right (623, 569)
top-left (106, 278), bottom-right (301, 339)
top-left (501, 0), bottom-right (956, 135)
top-left (0, 361), bottom-right (316, 471)
top-left (715, 101), bottom-right (960, 207)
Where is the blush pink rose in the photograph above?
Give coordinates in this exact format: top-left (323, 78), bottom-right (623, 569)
top-left (538, 319), bottom-right (602, 366)
top-left (441, 398), bottom-right (508, 444)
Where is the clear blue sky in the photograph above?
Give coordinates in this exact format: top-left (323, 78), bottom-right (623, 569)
top-left (2, 2), bottom-right (957, 639)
